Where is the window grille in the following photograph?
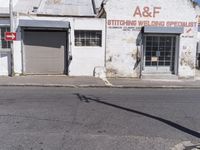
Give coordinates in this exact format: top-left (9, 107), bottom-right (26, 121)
top-left (0, 26), bottom-right (11, 49)
top-left (75, 30), bottom-right (102, 47)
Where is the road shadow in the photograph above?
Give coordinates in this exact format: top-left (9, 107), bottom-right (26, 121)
top-left (74, 93), bottom-right (200, 139)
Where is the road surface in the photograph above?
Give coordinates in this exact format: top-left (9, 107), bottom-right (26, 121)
top-left (0, 87), bottom-right (199, 149)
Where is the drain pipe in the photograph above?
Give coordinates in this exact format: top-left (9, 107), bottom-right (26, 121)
top-left (91, 0), bottom-right (97, 15)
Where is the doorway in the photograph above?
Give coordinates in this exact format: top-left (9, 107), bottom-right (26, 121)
top-left (23, 29), bottom-right (68, 75)
top-left (143, 35), bottom-right (177, 74)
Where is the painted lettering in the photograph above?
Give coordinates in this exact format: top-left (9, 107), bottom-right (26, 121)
top-left (143, 7), bottom-right (152, 17)
top-left (107, 20), bottom-right (137, 27)
top-left (133, 6), bottom-right (142, 17)
top-left (153, 7), bottom-right (161, 18)
top-left (107, 19), bottom-right (197, 31)
top-left (166, 21), bottom-right (197, 27)
top-left (133, 6), bottom-right (161, 18)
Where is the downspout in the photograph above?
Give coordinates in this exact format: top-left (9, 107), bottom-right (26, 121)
top-left (91, 0), bottom-right (97, 15)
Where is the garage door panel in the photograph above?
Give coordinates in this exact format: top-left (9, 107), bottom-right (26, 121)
top-left (24, 31), bottom-right (66, 48)
top-left (24, 30), bottom-right (67, 75)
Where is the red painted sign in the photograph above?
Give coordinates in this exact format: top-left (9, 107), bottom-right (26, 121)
top-left (5, 32), bottom-right (16, 41)
top-left (133, 6), bottom-right (161, 18)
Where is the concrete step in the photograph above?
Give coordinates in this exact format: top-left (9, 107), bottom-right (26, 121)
top-left (141, 73), bottom-right (178, 80)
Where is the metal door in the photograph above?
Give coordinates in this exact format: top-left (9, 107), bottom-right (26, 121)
top-left (23, 30), bottom-right (67, 75)
top-left (143, 35), bottom-right (176, 73)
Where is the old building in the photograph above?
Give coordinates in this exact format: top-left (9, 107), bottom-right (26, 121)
top-left (99, 0), bottom-right (200, 78)
top-left (0, 0), bottom-right (11, 75)
top-left (1, 0), bottom-right (105, 76)
top-left (1, 0), bottom-right (200, 79)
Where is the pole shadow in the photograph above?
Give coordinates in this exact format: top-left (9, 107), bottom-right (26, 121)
top-left (74, 93), bottom-right (200, 139)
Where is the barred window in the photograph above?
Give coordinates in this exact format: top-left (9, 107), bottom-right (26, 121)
top-left (75, 30), bottom-right (102, 47)
top-left (0, 26), bottom-right (11, 49)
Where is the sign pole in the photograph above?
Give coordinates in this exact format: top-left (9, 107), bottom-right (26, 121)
top-left (9, 0), bottom-right (14, 76)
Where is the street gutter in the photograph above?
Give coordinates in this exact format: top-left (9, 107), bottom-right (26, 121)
top-left (1, 84), bottom-right (200, 89)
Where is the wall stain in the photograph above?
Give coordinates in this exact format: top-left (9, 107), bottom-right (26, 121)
top-left (106, 68), bottom-right (118, 76)
top-left (122, 37), bottom-right (135, 44)
top-left (46, 0), bottom-right (62, 5)
top-left (107, 56), bottom-right (113, 62)
top-left (180, 46), bottom-right (194, 69)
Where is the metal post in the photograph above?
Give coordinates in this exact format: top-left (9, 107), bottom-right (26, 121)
top-left (9, 0), bottom-right (14, 76)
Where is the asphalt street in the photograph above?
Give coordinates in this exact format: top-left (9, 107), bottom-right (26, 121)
top-left (0, 87), bottom-right (199, 150)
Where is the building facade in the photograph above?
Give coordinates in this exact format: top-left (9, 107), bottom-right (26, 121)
top-left (0, 0), bottom-right (11, 75)
top-left (11, 0), bottom-right (105, 76)
top-left (0, 0), bottom-right (200, 78)
top-left (100, 0), bottom-right (200, 78)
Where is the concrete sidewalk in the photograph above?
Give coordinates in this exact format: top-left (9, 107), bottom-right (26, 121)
top-left (0, 75), bottom-right (200, 88)
top-left (108, 78), bottom-right (200, 88)
top-left (0, 76), bottom-right (105, 88)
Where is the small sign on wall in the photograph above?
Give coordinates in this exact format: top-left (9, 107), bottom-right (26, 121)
top-left (151, 57), bottom-right (158, 62)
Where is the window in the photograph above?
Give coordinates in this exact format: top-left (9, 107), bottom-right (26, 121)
top-left (75, 30), bottom-right (102, 47)
top-left (0, 26), bottom-right (11, 49)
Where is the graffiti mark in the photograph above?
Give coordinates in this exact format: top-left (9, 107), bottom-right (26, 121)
top-left (186, 28), bottom-right (192, 34)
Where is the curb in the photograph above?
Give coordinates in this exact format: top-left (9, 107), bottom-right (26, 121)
top-left (1, 84), bottom-right (200, 89)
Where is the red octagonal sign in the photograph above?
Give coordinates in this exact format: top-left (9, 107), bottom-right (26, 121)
top-left (5, 32), bottom-right (16, 41)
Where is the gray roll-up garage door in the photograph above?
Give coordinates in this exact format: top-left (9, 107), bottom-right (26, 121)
top-left (23, 30), bottom-right (67, 75)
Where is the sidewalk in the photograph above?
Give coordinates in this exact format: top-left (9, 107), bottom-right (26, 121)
top-left (0, 76), bottom-right (105, 88)
top-left (0, 75), bottom-right (200, 88)
top-left (108, 78), bottom-right (200, 88)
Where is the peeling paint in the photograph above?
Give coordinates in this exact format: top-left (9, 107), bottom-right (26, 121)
top-left (107, 56), bottom-right (113, 62)
top-left (104, 0), bottom-right (198, 78)
top-left (106, 68), bottom-right (118, 76)
top-left (131, 49), bottom-right (138, 59)
top-left (122, 37), bottom-right (135, 43)
top-left (180, 46), bottom-right (195, 69)
top-left (46, 0), bottom-right (62, 5)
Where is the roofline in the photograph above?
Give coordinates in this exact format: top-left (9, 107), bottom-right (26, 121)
top-left (97, 0), bottom-right (108, 18)
top-left (0, 13), bottom-right (9, 17)
top-left (36, 13), bottom-right (97, 18)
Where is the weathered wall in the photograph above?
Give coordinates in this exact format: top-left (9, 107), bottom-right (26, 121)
top-left (0, 0), bottom-right (9, 8)
top-left (0, 51), bottom-right (11, 75)
top-left (0, 19), bottom-right (11, 76)
top-left (13, 16), bottom-right (105, 76)
top-left (0, 0), bottom-right (17, 76)
top-left (0, 0), bottom-right (18, 11)
top-left (70, 18), bottom-right (106, 76)
top-left (104, 0), bottom-right (198, 78)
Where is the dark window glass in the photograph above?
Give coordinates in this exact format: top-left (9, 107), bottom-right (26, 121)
top-left (165, 62), bottom-right (170, 66)
top-left (159, 62), bottom-right (164, 66)
top-left (0, 26), bottom-right (11, 49)
top-left (75, 30), bottom-right (102, 47)
top-left (146, 36), bottom-right (152, 41)
top-left (145, 61), bottom-right (151, 66)
top-left (146, 56), bottom-right (151, 61)
top-left (152, 62), bottom-right (157, 66)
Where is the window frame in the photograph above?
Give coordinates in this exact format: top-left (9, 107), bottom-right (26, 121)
top-left (74, 30), bottom-right (102, 47)
top-left (0, 26), bottom-right (11, 50)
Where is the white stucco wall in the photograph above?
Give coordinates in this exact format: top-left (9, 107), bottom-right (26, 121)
top-left (0, 51), bottom-right (11, 75)
top-left (0, 19), bottom-right (11, 76)
top-left (0, 0), bottom-right (9, 8)
top-left (13, 16), bottom-right (105, 76)
top-left (0, 0), bottom-right (18, 10)
top-left (69, 18), bottom-right (105, 76)
top-left (104, 0), bottom-right (199, 78)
